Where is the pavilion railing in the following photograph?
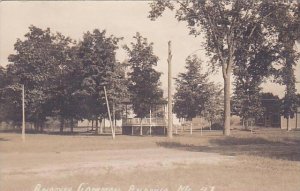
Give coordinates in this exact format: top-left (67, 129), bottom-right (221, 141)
top-left (122, 118), bottom-right (166, 126)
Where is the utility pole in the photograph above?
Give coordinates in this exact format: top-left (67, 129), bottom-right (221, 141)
top-left (167, 41), bottom-right (173, 138)
top-left (104, 86), bottom-right (115, 139)
top-left (22, 84), bottom-right (25, 142)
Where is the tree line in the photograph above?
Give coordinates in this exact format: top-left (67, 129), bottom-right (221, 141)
top-left (0, 26), bottom-right (227, 135)
top-left (0, 27), bottom-right (163, 134)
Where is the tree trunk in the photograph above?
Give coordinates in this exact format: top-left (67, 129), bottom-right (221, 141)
top-left (104, 118), bottom-right (106, 131)
top-left (296, 112), bottom-right (298, 129)
top-left (60, 117), bottom-right (64, 134)
top-left (100, 118), bottom-right (103, 134)
top-left (33, 121), bottom-right (37, 132)
top-left (70, 118), bottom-right (74, 133)
top-left (181, 118), bottom-right (184, 132)
top-left (113, 102), bottom-right (116, 134)
top-left (40, 121), bottom-right (44, 133)
top-left (287, 117), bottom-right (290, 131)
top-left (95, 117), bottom-right (98, 135)
top-left (223, 73), bottom-right (231, 136)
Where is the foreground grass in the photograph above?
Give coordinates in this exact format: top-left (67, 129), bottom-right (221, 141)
top-left (1, 128), bottom-right (300, 191)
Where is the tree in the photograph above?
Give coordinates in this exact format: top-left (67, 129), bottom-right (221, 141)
top-left (232, 70), bottom-right (265, 127)
top-left (149, 0), bottom-right (298, 135)
top-left (6, 26), bottom-right (82, 133)
top-left (124, 32), bottom-right (163, 135)
top-left (231, 8), bottom-right (278, 126)
top-left (7, 26), bottom-right (60, 131)
top-left (232, 85), bottom-right (263, 128)
top-left (297, 94), bottom-right (300, 107)
top-left (203, 84), bottom-right (223, 130)
top-left (0, 66), bottom-right (15, 123)
top-left (173, 55), bottom-right (212, 120)
top-left (77, 29), bottom-right (125, 135)
top-left (50, 38), bottom-right (82, 133)
top-left (0, 66), bottom-right (6, 88)
top-left (268, 3), bottom-right (300, 130)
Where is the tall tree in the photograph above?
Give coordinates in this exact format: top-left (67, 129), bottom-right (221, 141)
top-left (231, 8), bottom-right (278, 126)
top-left (149, 0), bottom-right (299, 135)
top-left (50, 37), bottom-right (82, 133)
top-left (124, 32), bottom-right (163, 135)
top-left (173, 55), bottom-right (212, 120)
top-left (6, 26), bottom-right (81, 133)
top-left (266, 2), bottom-right (300, 130)
top-left (7, 26), bottom-right (60, 131)
top-left (77, 29), bottom-right (125, 134)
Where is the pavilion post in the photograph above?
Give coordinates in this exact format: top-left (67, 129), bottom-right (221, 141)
top-left (167, 41), bottom-right (173, 138)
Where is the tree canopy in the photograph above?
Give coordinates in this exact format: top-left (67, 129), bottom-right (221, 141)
top-left (2, 26), bottom-right (128, 134)
top-left (124, 32), bottom-right (164, 119)
top-left (174, 55), bottom-right (216, 120)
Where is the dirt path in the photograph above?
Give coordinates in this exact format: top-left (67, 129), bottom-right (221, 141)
top-left (1, 148), bottom-right (233, 179)
top-left (1, 131), bottom-right (300, 191)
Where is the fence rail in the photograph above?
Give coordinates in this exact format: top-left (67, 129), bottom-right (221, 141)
top-left (122, 118), bottom-right (166, 126)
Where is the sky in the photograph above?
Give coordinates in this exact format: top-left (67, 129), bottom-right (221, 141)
top-left (0, 1), bottom-right (299, 98)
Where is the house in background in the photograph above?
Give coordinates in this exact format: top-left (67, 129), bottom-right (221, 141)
top-left (256, 93), bottom-right (281, 128)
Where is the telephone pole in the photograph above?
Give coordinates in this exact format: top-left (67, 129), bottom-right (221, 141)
top-left (104, 86), bottom-right (115, 139)
top-left (167, 41), bottom-right (173, 138)
top-left (22, 84), bottom-right (25, 142)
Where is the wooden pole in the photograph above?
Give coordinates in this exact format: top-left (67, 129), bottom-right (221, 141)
top-left (150, 108), bottom-right (152, 136)
top-left (296, 110), bottom-right (298, 129)
top-left (22, 84), bottom-right (25, 142)
top-left (113, 102), bottom-right (116, 135)
top-left (181, 118), bottom-right (184, 133)
top-left (200, 118), bottom-right (203, 136)
top-left (104, 86), bottom-right (115, 139)
top-left (125, 104), bottom-right (128, 120)
top-left (167, 41), bottom-right (173, 138)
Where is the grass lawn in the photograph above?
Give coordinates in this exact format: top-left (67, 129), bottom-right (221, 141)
top-left (1, 128), bottom-right (300, 191)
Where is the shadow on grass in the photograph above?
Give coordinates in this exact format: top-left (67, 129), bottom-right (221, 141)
top-left (157, 137), bottom-right (300, 161)
top-left (0, 129), bottom-right (123, 136)
top-left (0, 137), bottom-right (9, 141)
top-left (0, 129), bottom-right (169, 137)
top-left (45, 131), bottom-right (123, 137)
top-left (0, 129), bottom-right (38, 134)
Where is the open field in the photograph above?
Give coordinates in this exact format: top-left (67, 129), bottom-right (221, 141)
top-left (1, 128), bottom-right (300, 191)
